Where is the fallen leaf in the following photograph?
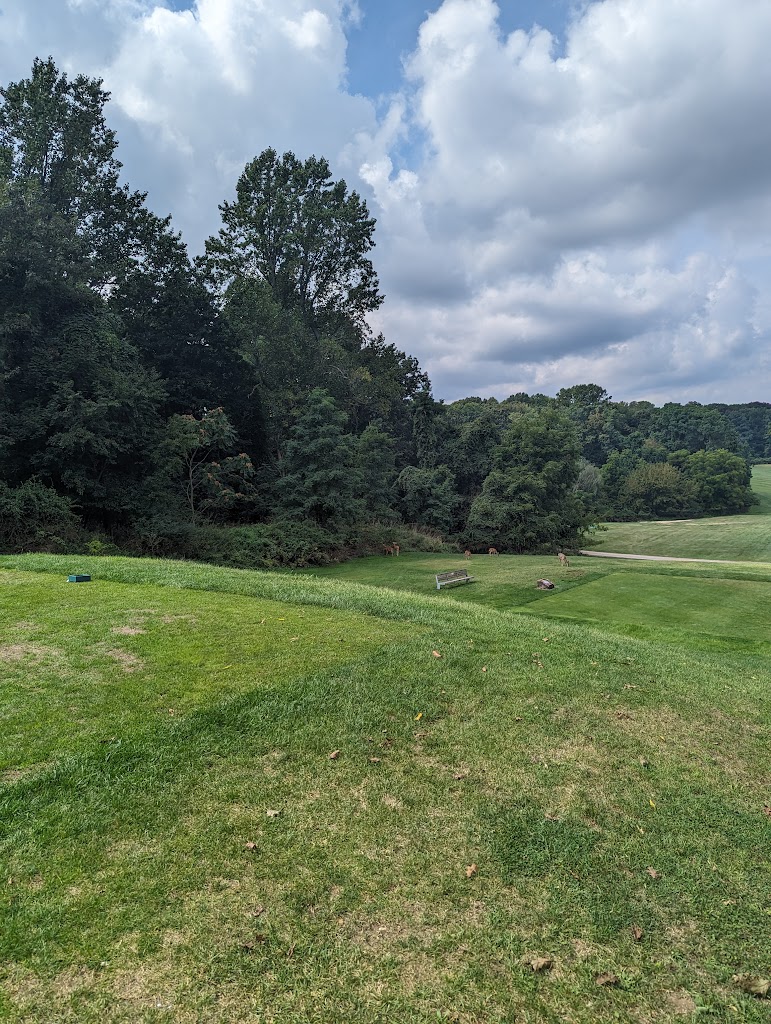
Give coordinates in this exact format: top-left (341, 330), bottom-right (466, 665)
top-left (328, 749), bottom-right (340, 760)
top-left (465, 864), bottom-right (478, 878)
top-left (432, 650), bottom-right (442, 659)
top-left (528, 956), bottom-right (554, 972)
top-left (649, 798), bottom-right (656, 809)
top-left (595, 972), bottom-right (620, 987)
top-left (266, 809), bottom-right (281, 819)
top-left (542, 637), bottom-right (550, 642)
top-left (481, 666), bottom-right (487, 672)
top-left (251, 905), bottom-right (265, 917)
top-left (514, 716), bottom-right (523, 722)
top-left (244, 841), bottom-right (258, 851)
top-left (763, 805), bottom-right (771, 817)
top-left (544, 813), bottom-right (560, 822)
top-left (639, 757), bottom-right (650, 768)
top-left (646, 867), bottom-right (661, 879)
top-left (368, 756), bottom-right (381, 763)
top-left (453, 772), bottom-right (467, 781)
top-left (631, 925), bottom-right (643, 942)
top-left (732, 974), bottom-right (770, 998)
top-left (414, 712), bottom-right (423, 721)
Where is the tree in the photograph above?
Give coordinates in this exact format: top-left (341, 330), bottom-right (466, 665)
top-left (160, 408), bottom-right (256, 522)
top-left (203, 148), bottom-right (382, 335)
top-left (275, 389), bottom-right (362, 527)
top-left (396, 465), bottom-right (459, 533)
top-left (465, 409), bottom-right (585, 551)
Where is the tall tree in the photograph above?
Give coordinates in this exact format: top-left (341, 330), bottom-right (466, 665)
top-left (203, 148), bottom-right (382, 336)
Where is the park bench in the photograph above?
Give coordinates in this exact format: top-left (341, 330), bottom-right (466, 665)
top-left (436, 568), bottom-right (475, 590)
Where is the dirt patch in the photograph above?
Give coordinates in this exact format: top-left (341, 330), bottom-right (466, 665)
top-left (664, 990), bottom-right (698, 1015)
top-left (111, 626), bottom-right (146, 636)
top-left (105, 648), bottom-right (145, 673)
top-left (161, 614), bottom-right (198, 625)
top-left (2, 768), bottom-right (28, 785)
top-left (0, 643), bottom-right (49, 664)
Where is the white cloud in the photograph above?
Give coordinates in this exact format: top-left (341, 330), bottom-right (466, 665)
top-left (1, 0), bottom-right (770, 403)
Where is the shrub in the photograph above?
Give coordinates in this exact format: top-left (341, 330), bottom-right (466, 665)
top-left (0, 479), bottom-right (82, 552)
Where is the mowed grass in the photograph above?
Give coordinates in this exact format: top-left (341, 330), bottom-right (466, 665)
top-left (516, 572), bottom-right (771, 643)
top-left (585, 464), bottom-right (771, 562)
top-left (0, 555), bottom-right (770, 1023)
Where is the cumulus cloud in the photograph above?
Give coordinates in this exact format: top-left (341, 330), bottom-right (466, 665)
top-left (1, 0), bottom-right (770, 402)
top-left (364, 0), bottom-right (771, 402)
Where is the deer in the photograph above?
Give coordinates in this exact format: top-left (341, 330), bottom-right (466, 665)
top-left (392, 543), bottom-right (400, 557)
top-left (488, 547), bottom-right (499, 556)
top-left (557, 551), bottom-right (569, 567)
top-left (383, 545), bottom-right (394, 556)
top-left (464, 549), bottom-right (472, 559)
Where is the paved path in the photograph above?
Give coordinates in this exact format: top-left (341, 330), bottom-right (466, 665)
top-left (578, 550), bottom-right (756, 565)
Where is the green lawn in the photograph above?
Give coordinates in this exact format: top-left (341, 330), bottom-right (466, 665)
top-left (585, 464), bottom-right (771, 562)
top-left (1, 554), bottom-right (769, 1022)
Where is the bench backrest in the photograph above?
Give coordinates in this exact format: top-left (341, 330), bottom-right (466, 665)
top-left (436, 569), bottom-right (470, 582)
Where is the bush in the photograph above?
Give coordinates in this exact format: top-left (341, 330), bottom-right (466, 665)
top-left (0, 478), bottom-right (82, 552)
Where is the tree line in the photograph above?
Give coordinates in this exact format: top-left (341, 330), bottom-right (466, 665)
top-left (0, 60), bottom-right (766, 565)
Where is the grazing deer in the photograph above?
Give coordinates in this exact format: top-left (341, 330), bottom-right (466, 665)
top-left (557, 551), bottom-right (569, 567)
top-left (464, 549), bottom-right (472, 559)
top-left (488, 547), bottom-right (499, 556)
top-left (383, 545), bottom-right (394, 556)
top-left (392, 543), bottom-right (400, 556)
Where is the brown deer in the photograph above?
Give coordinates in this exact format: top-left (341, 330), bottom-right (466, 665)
top-left (488, 547), bottom-right (499, 556)
top-left (464, 549), bottom-right (472, 559)
top-left (392, 543), bottom-right (400, 556)
top-left (383, 545), bottom-right (394, 556)
top-left (557, 551), bottom-right (569, 567)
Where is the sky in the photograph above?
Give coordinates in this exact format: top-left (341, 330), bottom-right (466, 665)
top-left (1, 0), bottom-right (770, 406)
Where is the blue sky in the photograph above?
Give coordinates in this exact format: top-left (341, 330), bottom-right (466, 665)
top-left (346, 0), bottom-right (574, 96)
top-left (1, 0), bottom-right (770, 405)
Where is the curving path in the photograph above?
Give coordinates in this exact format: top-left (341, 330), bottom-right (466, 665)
top-left (578, 549), bottom-right (758, 566)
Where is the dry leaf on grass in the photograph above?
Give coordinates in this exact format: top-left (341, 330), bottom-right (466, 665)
top-left (432, 650), bottom-right (442, 658)
top-left (328, 750), bottom-right (340, 760)
top-left (595, 972), bottom-right (620, 987)
top-left (465, 864), bottom-right (478, 878)
top-left (732, 975), bottom-right (770, 998)
top-left (544, 813), bottom-right (560, 822)
top-left (763, 805), bottom-right (771, 817)
top-left (481, 666), bottom-right (487, 672)
top-left (527, 956), bottom-right (553, 972)
top-left (453, 772), bottom-right (467, 781)
top-left (646, 866), bottom-right (661, 879)
top-left (244, 842), bottom-right (258, 851)
top-left (631, 925), bottom-right (643, 942)
top-left (368, 756), bottom-right (381, 763)
top-left (414, 712), bottom-right (423, 721)
top-left (265, 809), bottom-right (281, 819)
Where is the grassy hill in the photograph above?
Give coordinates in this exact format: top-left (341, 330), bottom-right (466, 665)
top-left (1, 553), bottom-right (769, 1022)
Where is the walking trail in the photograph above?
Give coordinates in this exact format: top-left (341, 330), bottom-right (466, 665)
top-left (579, 550), bottom-right (757, 566)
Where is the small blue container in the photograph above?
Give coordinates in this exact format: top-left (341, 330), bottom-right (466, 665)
top-left (67, 574), bottom-right (92, 583)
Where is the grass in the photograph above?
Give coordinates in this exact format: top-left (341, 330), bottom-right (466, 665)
top-left (1, 553), bottom-right (770, 1022)
top-left (584, 464), bottom-right (771, 562)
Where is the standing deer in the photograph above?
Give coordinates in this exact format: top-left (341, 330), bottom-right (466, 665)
top-left (557, 551), bottom-right (569, 567)
top-left (383, 545), bottom-right (394, 556)
top-left (488, 547), bottom-right (499, 556)
top-left (464, 550), bottom-right (472, 559)
top-left (392, 543), bottom-right (400, 556)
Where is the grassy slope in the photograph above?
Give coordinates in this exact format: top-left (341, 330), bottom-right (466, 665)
top-left (584, 464), bottom-right (771, 561)
top-left (1, 555), bottom-right (770, 1023)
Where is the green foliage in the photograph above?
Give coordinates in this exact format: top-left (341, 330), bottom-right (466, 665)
top-left (0, 477), bottom-right (81, 551)
top-left (396, 464), bottom-right (459, 532)
top-left (276, 388), bottom-right (362, 527)
top-left (161, 407), bottom-right (256, 522)
top-left (621, 461), bottom-right (695, 518)
top-left (203, 147), bottom-right (381, 333)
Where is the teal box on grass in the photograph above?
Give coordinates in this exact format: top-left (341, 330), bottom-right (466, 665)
top-left (67, 574), bottom-right (91, 583)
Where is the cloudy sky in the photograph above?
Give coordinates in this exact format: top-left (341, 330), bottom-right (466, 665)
top-left (2, 0), bottom-right (770, 405)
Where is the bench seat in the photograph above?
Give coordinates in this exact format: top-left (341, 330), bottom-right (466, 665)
top-left (436, 569), bottom-right (475, 589)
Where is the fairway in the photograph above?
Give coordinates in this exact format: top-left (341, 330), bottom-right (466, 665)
top-left (518, 571), bottom-right (771, 641)
top-left (586, 464), bottom-right (771, 561)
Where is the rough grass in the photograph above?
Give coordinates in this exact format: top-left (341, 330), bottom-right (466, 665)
top-left (0, 555), bottom-right (769, 1023)
top-left (585, 464), bottom-right (771, 562)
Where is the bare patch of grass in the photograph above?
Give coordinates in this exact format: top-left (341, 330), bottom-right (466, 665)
top-left (104, 648), bottom-right (145, 673)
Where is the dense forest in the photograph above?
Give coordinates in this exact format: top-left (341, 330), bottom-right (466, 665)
top-left (1, 60), bottom-right (767, 566)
